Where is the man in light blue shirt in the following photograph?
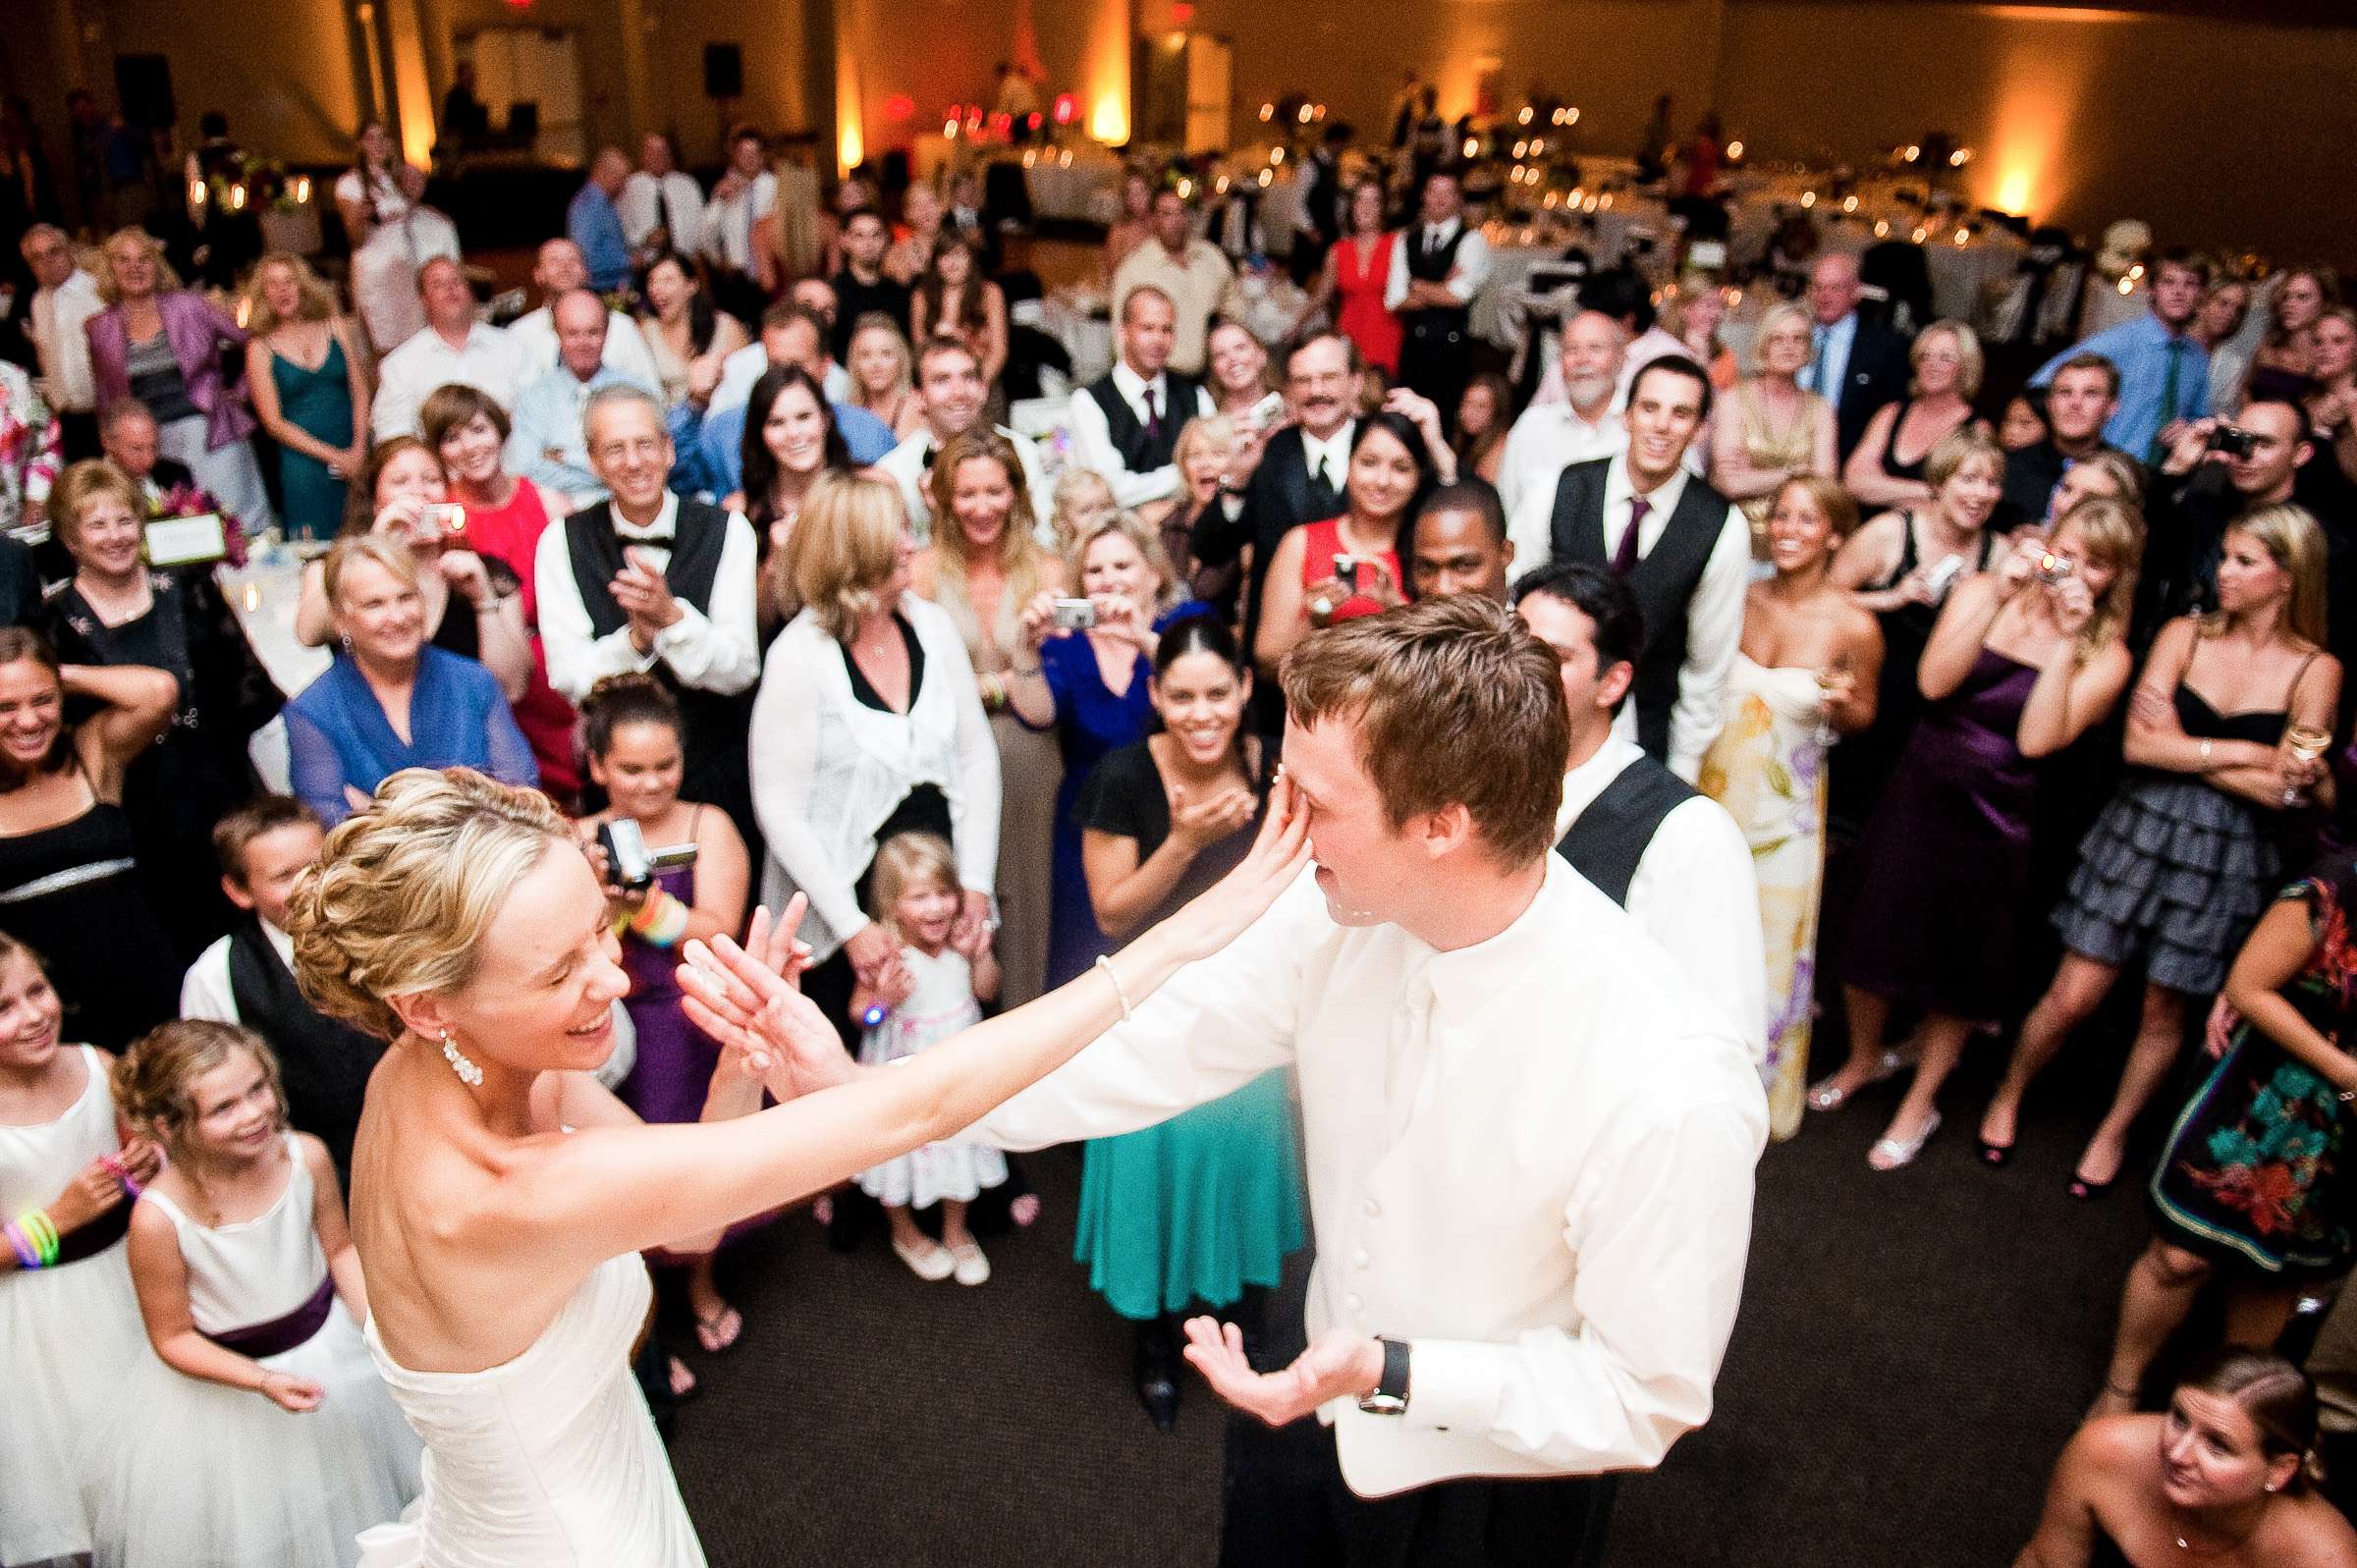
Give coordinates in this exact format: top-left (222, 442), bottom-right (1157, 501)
top-left (566, 148), bottom-right (634, 295)
top-left (665, 303), bottom-right (894, 497)
top-left (507, 291), bottom-right (657, 509)
top-left (2033, 247), bottom-right (2211, 463)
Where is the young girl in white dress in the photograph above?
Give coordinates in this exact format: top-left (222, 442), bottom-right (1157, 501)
top-left (0, 936), bottom-right (159, 1568)
top-left (94, 1020), bottom-right (421, 1566)
top-left (851, 833), bottom-right (1006, 1286)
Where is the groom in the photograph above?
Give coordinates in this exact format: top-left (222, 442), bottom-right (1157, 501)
top-left (969, 596), bottom-right (1768, 1566)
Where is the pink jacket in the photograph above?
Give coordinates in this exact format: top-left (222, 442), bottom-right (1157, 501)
top-left (85, 290), bottom-right (255, 451)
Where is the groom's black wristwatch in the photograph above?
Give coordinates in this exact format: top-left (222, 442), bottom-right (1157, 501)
top-left (1358, 1336), bottom-right (1412, 1416)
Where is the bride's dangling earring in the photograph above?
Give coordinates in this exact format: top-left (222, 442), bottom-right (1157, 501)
top-left (441, 1028), bottom-right (484, 1087)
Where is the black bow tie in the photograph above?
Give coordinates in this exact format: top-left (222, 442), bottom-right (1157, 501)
top-left (620, 530), bottom-right (674, 545)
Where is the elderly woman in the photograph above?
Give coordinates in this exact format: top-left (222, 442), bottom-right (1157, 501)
top-left (635, 250), bottom-right (748, 413)
top-left (910, 429), bottom-right (1066, 1009)
top-left (750, 471), bottom-right (1001, 1038)
top-left (283, 534), bottom-right (535, 825)
top-left (1843, 319), bottom-right (1990, 513)
top-left (1712, 300), bottom-right (1836, 528)
top-left (83, 227), bottom-right (275, 534)
top-left (241, 251), bottom-right (370, 543)
top-left (37, 459), bottom-right (281, 958)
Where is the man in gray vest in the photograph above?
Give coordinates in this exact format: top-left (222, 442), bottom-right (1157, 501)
top-left (1515, 562), bottom-right (1764, 1060)
top-left (1506, 355), bottom-right (1747, 780)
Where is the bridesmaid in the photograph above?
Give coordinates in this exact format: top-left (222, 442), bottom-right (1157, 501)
top-left (911, 428), bottom-right (1067, 1010)
top-left (1820, 497), bottom-right (2143, 1168)
top-left (242, 252), bottom-right (370, 543)
top-left (1698, 476), bottom-right (1883, 1141)
top-left (576, 675), bottom-right (754, 1368)
top-left (0, 936), bottom-right (161, 1568)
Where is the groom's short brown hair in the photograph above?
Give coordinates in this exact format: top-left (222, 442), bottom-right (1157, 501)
top-left (1282, 596), bottom-right (1567, 865)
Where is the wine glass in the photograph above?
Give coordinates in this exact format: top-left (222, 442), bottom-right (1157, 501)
top-left (2284, 725), bottom-right (2332, 807)
top-left (1813, 657), bottom-right (1849, 750)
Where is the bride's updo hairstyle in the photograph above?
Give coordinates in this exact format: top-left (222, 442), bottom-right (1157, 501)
top-left (287, 767), bottom-right (571, 1042)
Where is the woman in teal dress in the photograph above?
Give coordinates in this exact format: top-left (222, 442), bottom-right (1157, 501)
top-left (2091, 854), bottom-right (2357, 1419)
top-left (242, 253), bottom-right (369, 542)
top-left (1070, 614), bottom-right (1305, 1432)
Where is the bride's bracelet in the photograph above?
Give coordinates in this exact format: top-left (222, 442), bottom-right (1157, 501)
top-left (1095, 953), bottom-right (1133, 1021)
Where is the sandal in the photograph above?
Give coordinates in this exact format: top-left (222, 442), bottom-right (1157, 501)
top-left (692, 1304), bottom-right (742, 1354)
top-left (1867, 1110), bottom-right (1942, 1171)
top-left (1806, 1049), bottom-right (1907, 1113)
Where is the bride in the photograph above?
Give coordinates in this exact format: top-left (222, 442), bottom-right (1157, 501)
top-left (290, 766), bottom-right (1306, 1566)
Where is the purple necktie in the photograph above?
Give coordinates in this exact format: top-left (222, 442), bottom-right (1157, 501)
top-left (1143, 385), bottom-right (1162, 442)
top-left (1612, 496), bottom-right (1650, 576)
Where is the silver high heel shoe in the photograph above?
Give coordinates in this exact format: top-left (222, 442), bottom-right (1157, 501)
top-left (1868, 1110), bottom-right (1943, 1171)
top-left (1806, 1048), bottom-right (1906, 1112)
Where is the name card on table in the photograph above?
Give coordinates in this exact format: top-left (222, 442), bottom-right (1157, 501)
top-left (146, 514), bottom-right (228, 568)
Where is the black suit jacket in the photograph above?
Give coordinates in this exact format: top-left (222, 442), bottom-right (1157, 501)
top-left (1189, 424), bottom-right (1345, 723)
top-left (1832, 318), bottom-right (1914, 461)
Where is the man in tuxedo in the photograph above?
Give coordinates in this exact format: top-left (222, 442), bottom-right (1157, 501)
top-left (1069, 285), bottom-right (1215, 518)
top-left (1799, 252), bottom-right (1911, 461)
top-left (1289, 124), bottom-right (1352, 287)
top-left (1507, 355), bottom-right (1748, 780)
top-left (1384, 169), bottom-right (1489, 426)
top-left (535, 384), bottom-right (762, 848)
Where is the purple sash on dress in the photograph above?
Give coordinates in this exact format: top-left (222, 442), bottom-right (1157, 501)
top-left (54, 1198), bottom-right (133, 1265)
top-left (202, 1273), bottom-right (336, 1359)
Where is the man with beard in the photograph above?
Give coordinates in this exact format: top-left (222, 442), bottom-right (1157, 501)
top-left (1498, 311), bottom-right (1629, 520)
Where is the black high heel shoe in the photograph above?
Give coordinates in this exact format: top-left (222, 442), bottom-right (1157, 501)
top-left (2066, 1171), bottom-right (2116, 1201)
top-left (1978, 1138), bottom-right (2013, 1169)
top-left (1133, 1318), bottom-right (1180, 1433)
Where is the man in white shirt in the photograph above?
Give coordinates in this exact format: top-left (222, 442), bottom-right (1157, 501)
top-left (1111, 188), bottom-right (1234, 376)
top-left (965, 595), bottom-right (1765, 1566)
top-left (875, 337), bottom-right (1049, 539)
top-left (1507, 356), bottom-right (1749, 779)
top-left (504, 238), bottom-right (661, 390)
top-left (1515, 561), bottom-right (1765, 1056)
top-left (370, 255), bottom-right (525, 441)
top-left (710, 299), bottom-right (853, 417)
top-left (1497, 309), bottom-right (1627, 519)
top-left (535, 384), bottom-right (762, 842)
top-left (1069, 285), bottom-right (1216, 516)
top-left (180, 798), bottom-right (386, 1182)
top-left (619, 132), bottom-right (705, 264)
top-left (1385, 169), bottom-right (1491, 423)
top-left (698, 125), bottom-right (777, 320)
top-left (18, 225), bottom-right (102, 458)
top-left (506, 290), bottom-right (658, 511)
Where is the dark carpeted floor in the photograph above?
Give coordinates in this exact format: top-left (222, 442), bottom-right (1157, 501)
top-left (663, 1027), bottom-right (2169, 1568)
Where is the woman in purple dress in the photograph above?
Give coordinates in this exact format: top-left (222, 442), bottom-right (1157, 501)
top-left (1818, 497), bottom-right (2144, 1169)
top-left (575, 675), bottom-right (752, 1373)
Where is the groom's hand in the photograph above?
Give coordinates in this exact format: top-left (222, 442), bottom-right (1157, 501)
top-left (1181, 1320), bottom-right (1383, 1427)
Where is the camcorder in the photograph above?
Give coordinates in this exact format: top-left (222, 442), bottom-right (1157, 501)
top-left (596, 818), bottom-right (699, 892)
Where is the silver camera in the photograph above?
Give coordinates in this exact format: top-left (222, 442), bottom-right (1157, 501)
top-left (1051, 597), bottom-right (1098, 630)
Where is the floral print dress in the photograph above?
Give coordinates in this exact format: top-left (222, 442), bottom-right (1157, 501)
top-left (2148, 862), bottom-right (2357, 1278)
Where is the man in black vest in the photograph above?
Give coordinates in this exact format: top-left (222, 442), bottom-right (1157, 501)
top-left (1068, 284), bottom-right (1215, 522)
top-left (1385, 169), bottom-right (1490, 428)
top-left (1515, 355), bottom-right (1748, 781)
top-left (1513, 563), bottom-right (1763, 1058)
top-left (534, 384), bottom-right (762, 849)
top-left (179, 798), bottom-right (386, 1184)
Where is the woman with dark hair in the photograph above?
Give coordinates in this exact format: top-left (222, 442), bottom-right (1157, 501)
top-left (1300, 181), bottom-right (1402, 376)
top-left (1252, 406), bottom-right (1437, 678)
top-left (636, 250), bottom-right (747, 413)
top-left (1068, 613), bottom-right (1305, 1429)
top-left (37, 460), bottom-right (282, 960)
top-left (2020, 1349), bottom-right (2357, 1564)
top-left (910, 233), bottom-right (1008, 393)
top-left (739, 365), bottom-right (854, 639)
top-left (0, 625), bottom-right (180, 1047)
top-left (1453, 371), bottom-right (1512, 488)
top-left (2243, 268), bottom-right (2336, 408)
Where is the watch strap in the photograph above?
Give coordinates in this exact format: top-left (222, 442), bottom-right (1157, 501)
top-left (1358, 1335), bottom-right (1411, 1415)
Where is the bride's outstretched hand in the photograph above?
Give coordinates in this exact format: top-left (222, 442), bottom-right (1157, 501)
top-left (1165, 768), bottom-right (1311, 961)
top-left (678, 895), bottom-right (854, 1101)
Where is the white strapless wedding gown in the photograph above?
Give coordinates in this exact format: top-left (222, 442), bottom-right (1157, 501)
top-left (357, 1253), bottom-right (707, 1567)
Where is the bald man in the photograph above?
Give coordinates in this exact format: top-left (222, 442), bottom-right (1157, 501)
top-left (506, 237), bottom-right (661, 389)
top-left (568, 145), bottom-right (635, 293)
top-left (1799, 252), bottom-right (1912, 460)
top-left (506, 289), bottom-right (660, 509)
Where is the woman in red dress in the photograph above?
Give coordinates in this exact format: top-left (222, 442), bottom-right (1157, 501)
top-left (1303, 182), bottom-right (1403, 376)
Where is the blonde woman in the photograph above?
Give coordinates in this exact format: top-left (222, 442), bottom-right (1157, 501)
top-left (1711, 300), bottom-right (1836, 524)
top-left (1825, 497), bottom-right (2142, 1169)
top-left (1980, 505), bottom-right (2339, 1194)
top-left (1842, 319), bottom-right (1989, 512)
top-left (845, 311), bottom-right (925, 441)
top-left (284, 764), bottom-right (1303, 1566)
top-left (1168, 413), bottom-right (1238, 604)
top-left (243, 252), bottom-right (371, 541)
top-left (1048, 466), bottom-right (1117, 557)
top-left (910, 429), bottom-right (1069, 1008)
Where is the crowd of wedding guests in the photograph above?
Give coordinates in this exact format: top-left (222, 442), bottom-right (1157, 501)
top-left (8, 102), bottom-right (2357, 1565)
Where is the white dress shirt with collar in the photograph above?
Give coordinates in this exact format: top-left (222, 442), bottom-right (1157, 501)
top-left (1067, 360), bottom-right (1218, 510)
top-left (1382, 217), bottom-right (1493, 313)
top-left (698, 170), bottom-right (777, 274)
top-left (875, 424), bottom-right (1051, 542)
top-left (506, 304), bottom-right (662, 392)
top-left (619, 169), bottom-right (706, 252)
top-left (1509, 456), bottom-right (1749, 782)
top-left (1297, 420), bottom-right (1356, 505)
top-left (1497, 400), bottom-right (1625, 521)
top-left (29, 268), bottom-right (102, 414)
top-left (505, 362), bottom-right (657, 510)
top-left (533, 490), bottom-right (761, 700)
top-left (371, 321), bottom-right (526, 441)
top-left (180, 920), bottom-right (296, 1023)
top-left (1554, 734), bottom-right (1766, 1057)
top-left (971, 857), bottom-right (1766, 1494)
top-left (708, 342), bottom-right (852, 417)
